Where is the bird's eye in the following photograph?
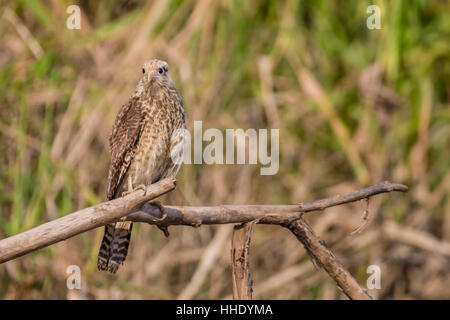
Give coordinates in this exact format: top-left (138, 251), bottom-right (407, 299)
top-left (142, 68), bottom-right (145, 74)
top-left (158, 67), bottom-right (164, 74)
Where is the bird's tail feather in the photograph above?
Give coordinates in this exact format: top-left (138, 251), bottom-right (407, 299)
top-left (97, 221), bottom-right (133, 273)
top-left (97, 224), bottom-right (115, 271)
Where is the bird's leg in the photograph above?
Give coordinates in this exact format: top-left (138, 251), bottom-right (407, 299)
top-left (121, 176), bottom-right (134, 197)
top-left (118, 180), bottom-right (147, 225)
top-left (121, 177), bottom-right (147, 197)
top-left (128, 176), bottom-right (133, 193)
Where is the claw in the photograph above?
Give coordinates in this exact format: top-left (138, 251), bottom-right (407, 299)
top-left (149, 200), bottom-right (167, 221)
top-left (149, 201), bottom-right (169, 237)
top-left (134, 184), bottom-right (147, 196)
top-left (121, 184), bottom-right (147, 197)
top-left (121, 189), bottom-right (132, 197)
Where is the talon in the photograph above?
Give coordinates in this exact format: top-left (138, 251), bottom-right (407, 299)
top-left (121, 184), bottom-right (147, 197)
top-left (150, 201), bottom-right (167, 221)
top-left (121, 190), bottom-right (132, 197)
top-left (135, 184), bottom-right (147, 196)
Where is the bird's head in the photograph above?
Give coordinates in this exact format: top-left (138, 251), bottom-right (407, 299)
top-left (141, 59), bottom-right (172, 86)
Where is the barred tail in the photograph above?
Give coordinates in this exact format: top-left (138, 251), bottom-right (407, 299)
top-left (97, 222), bottom-right (133, 273)
top-left (97, 224), bottom-right (115, 271)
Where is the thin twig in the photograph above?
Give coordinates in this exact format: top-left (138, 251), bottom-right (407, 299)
top-left (351, 197), bottom-right (370, 235)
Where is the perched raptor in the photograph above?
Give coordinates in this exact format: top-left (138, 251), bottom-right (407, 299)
top-left (97, 59), bottom-right (186, 273)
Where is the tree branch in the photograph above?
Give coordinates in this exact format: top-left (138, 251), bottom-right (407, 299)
top-left (283, 218), bottom-right (372, 299)
top-left (0, 180), bottom-right (408, 300)
top-left (0, 178), bottom-right (177, 264)
top-left (231, 221), bottom-right (257, 299)
top-left (128, 181), bottom-right (408, 226)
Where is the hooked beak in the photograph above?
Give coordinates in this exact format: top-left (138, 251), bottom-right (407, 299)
top-left (147, 73), bottom-right (159, 82)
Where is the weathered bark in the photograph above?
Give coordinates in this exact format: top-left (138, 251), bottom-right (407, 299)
top-left (284, 218), bottom-right (372, 300)
top-left (231, 221), bottom-right (257, 299)
top-left (0, 178), bottom-right (176, 264)
top-left (0, 180), bottom-right (408, 300)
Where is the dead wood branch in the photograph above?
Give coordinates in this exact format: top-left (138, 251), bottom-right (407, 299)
top-left (0, 178), bottom-right (176, 264)
top-left (129, 181), bottom-right (408, 226)
top-left (283, 218), bottom-right (372, 300)
top-left (0, 180), bottom-right (408, 300)
top-left (231, 221), bottom-right (257, 299)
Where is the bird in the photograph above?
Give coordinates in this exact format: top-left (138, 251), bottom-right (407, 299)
top-left (97, 59), bottom-right (186, 273)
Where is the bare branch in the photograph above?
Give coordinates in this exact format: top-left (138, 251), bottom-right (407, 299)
top-left (0, 178), bottom-right (176, 264)
top-left (351, 197), bottom-right (370, 235)
top-left (231, 221), bottom-right (257, 300)
top-left (284, 218), bottom-right (372, 300)
top-left (0, 180), bottom-right (407, 265)
top-left (129, 181), bottom-right (408, 226)
top-left (0, 180), bottom-right (408, 300)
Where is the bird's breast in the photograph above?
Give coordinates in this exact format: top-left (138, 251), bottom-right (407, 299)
top-left (128, 123), bottom-right (170, 187)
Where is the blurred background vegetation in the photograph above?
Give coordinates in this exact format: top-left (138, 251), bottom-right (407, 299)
top-left (0, 0), bottom-right (449, 299)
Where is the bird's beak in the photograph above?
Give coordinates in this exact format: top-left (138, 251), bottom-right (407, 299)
top-left (147, 73), bottom-right (160, 82)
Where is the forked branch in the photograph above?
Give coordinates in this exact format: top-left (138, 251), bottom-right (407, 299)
top-left (129, 181), bottom-right (407, 226)
top-left (0, 180), bottom-right (408, 300)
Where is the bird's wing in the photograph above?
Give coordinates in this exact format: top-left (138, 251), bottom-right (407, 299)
top-left (161, 97), bottom-right (186, 179)
top-left (107, 96), bottom-right (145, 200)
top-left (160, 127), bottom-right (186, 179)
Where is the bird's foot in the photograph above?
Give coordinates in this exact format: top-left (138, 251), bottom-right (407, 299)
top-left (149, 200), bottom-right (169, 238)
top-left (121, 184), bottom-right (147, 197)
top-left (149, 200), bottom-right (167, 221)
top-left (121, 190), bottom-right (132, 197)
top-left (135, 184), bottom-right (147, 195)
